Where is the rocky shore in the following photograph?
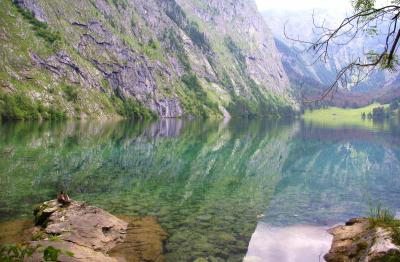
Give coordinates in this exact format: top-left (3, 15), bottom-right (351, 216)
top-left (324, 218), bottom-right (400, 262)
top-left (3, 199), bottom-right (167, 262)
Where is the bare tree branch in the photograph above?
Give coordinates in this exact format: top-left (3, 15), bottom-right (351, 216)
top-left (284, 2), bottom-right (400, 105)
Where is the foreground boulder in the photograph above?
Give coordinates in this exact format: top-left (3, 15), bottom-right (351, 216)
top-left (27, 199), bottom-right (167, 262)
top-left (324, 218), bottom-right (400, 262)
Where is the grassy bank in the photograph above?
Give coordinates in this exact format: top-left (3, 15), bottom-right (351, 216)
top-left (303, 103), bottom-right (390, 128)
top-left (368, 205), bottom-right (400, 261)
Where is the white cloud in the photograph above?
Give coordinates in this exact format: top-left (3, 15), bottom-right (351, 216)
top-left (255, 0), bottom-right (391, 12)
top-left (255, 0), bottom-right (351, 12)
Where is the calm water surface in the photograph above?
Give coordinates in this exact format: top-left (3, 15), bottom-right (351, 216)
top-left (0, 118), bottom-right (399, 261)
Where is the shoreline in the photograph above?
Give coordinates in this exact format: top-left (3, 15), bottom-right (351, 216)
top-left (0, 199), bottom-right (167, 262)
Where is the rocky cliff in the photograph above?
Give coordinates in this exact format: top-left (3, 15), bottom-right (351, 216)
top-left (325, 218), bottom-right (400, 262)
top-left (0, 0), bottom-right (296, 120)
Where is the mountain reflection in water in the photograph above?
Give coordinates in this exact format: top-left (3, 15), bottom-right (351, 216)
top-left (0, 119), bottom-right (399, 261)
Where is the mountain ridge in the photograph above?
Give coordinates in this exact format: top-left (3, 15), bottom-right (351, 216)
top-left (0, 0), bottom-right (297, 120)
top-left (263, 9), bottom-right (400, 107)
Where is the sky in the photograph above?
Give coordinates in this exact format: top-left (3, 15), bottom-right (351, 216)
top-left (255, 0), bottom-right (390, 12)
top-left (255, 0), bottom-right (351, 12)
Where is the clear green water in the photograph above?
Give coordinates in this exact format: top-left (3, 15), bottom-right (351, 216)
top-left (0, 119), bottom-right (400, 261)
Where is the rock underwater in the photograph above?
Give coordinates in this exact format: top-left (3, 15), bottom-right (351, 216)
top-left (26, 199), bottom-right (167, 261)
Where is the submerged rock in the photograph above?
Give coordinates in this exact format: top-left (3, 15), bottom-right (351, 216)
top-left (324, 218), bottom-right (400, 262)
top-left (0, 220), bottom-right (33, 244)
top-left (14, 199), bottom-right (167, 262)
top-left (109, 216), bottom-right (168, 262)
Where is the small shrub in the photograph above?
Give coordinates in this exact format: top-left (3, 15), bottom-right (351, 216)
top-left (143, 39), bottom-right (163, 60)
top-left (111, 0), bottom-right (128, 9)
top-left (43, 246), bottom-right (61, 261)
top-left (225, 37), bottom-right (246, 72)
top-left (130, 17), bottom-right (136, 29)
top-left (380, 253), bottom-right (400, 262)
top-left (361, 112), bottom-right (366, 119)
top-left (368, 203), bottom-right (400, 246)
top-left (62, 85), bottom-right (79, 102)
top-left (165, 29), bottom-right (191, 72)
top-left (148, 39), bottom-right (157, 49)
top-left (389, 101), bottom-right (399, 111)
top-left (0, 92), bottom-right (40, 120)
top-left (372, 106), bottom-right (386, 121)
top-left (111, 95), bottom-right (156, 120)
top-left (0, 244), bottom-right (71, 262)
top-left (12, 1), bottom-right (61, 45)
top-left (45, 106), bottom-right (66, 120)
top-left (187, 21), bottom-right (211, 51)
top-left (164, 0), bottom-right (211, 52)
top-left (181, 73), bottom-right (219, 114)
top-left (0, 244), bottom-right (38, 262)
top-left (369, 203), bottom-right (395, 224)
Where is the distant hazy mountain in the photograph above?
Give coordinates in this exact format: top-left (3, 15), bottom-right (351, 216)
top-left (263, 9), bottom-right (400, 106)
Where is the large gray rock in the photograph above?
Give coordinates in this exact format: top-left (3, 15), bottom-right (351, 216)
top-left (34, 200), bottom-right (127, 252)
top-left (29, 200), bottom-right (167, 262)
top-left (31, 200), bottom-right (127, 261)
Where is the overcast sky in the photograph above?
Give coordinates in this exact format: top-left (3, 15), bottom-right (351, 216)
top-left (255, 0), bottom-right (389, 12)
top-left (255, 0), bottom-right (351, 12)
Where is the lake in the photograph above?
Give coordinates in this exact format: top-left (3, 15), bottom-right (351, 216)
top-left (0, 118), bottom-right (399, 261)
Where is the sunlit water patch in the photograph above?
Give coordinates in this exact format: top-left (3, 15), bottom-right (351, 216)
top-left (0, 119), bottom-right (399, 261)
top-left (245, 223), bottom-right (332, 262)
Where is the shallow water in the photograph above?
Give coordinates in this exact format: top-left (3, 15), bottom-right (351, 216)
top-left (0, 118), bottom-right (399, 261)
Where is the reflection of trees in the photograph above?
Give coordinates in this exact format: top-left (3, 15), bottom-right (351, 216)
top-left (0, 119), bottom-right (297, 261)
top-left (4, 119), bottom-right (398, 259)
top-left (266, 123), bottom-right (400, 226)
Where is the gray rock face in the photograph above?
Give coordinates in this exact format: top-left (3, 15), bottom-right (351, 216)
top-left (177, 0), bottom-right (291, 96)
top-left (30, 51), bottom-right (103, 92)
top-left (10, 0), bottom-right (297, 118)
top-left (15, 0), bottom-right (48, 22)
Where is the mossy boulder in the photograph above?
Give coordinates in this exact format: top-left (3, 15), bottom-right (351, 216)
top-left (325, 218), bottom-right (400, 262)
top-left (33, 200), bottom-right (62, 226)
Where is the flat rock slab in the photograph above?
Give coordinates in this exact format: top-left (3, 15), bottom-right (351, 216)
top-left (35, 200), bottom-right (128, 252)
top-left (26, 200), bottom-right (167, 262)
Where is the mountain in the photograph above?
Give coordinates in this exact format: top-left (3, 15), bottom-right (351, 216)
top-left (0, 0), bottom-right (297, 120)
top-left (263, 9), bottom-right (400, 107)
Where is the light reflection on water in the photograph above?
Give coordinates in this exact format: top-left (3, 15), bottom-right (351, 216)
top-left (0, 118), bottom-right (399, 261)
top-left (245, 223), bottom-right (332, 262)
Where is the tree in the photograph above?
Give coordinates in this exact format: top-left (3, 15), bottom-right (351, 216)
top-left (389, 100), bottom-right (399, 110)
top-left (361, 112), bottom-right (366, 119)
top-left (288, 0), bottom-right (400, 102)
top-left (372, 106), bottom-right (386, 120)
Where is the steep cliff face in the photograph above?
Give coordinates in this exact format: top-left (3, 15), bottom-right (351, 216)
top-left (176, 0), bottom-right (291, 96)
top-left (0, 0), bottom-right (296, 120)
